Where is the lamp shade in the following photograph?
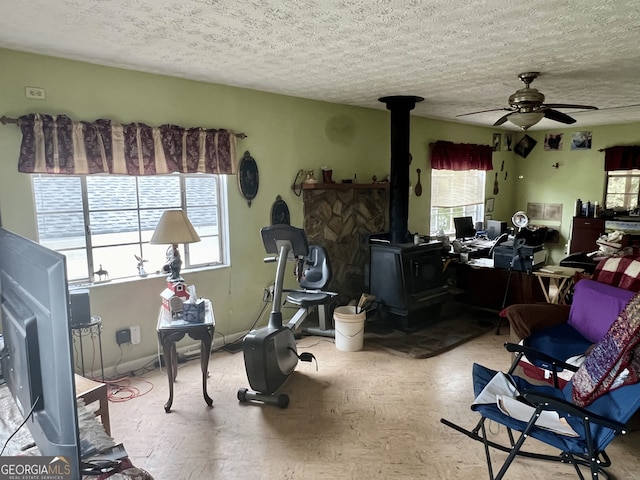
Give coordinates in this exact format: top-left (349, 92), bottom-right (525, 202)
top-left (508, 112), bottom-right (545, 130)
top-left (150, 210), bottom-right (201, 245)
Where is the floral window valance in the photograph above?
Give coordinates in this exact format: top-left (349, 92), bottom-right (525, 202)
top-left (16, 114), bottom-right (241, 175)
top-left (603, 145), bottom-right (640, 171)
top-left (430, 140), bottom-right (494, 171)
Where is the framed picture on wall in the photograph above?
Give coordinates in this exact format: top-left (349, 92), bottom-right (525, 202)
top-left (544, 133), bottom-right (563, 150)
top-left (485, 197), bottom-right (495, 213)
top-left (527, 202), bottom-right (543, 220)
top-left (571, 131), bottom-right (592, 150)
top-left (515, 135), bottom-right (537, 158)
top-left (492, 133), bottom-right (501, 151)
top-left (504, 133), bottom-right (514, 151)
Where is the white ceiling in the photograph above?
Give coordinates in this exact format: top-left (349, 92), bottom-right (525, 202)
top-left (2, 0), bottom-right (640, 131)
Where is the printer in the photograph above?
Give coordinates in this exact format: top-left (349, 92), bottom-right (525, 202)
top-left (493, 240), bottom-right (546, 272)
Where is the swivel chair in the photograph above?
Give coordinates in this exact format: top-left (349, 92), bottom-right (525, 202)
top-left (285, 245), bottom-right (337, 337)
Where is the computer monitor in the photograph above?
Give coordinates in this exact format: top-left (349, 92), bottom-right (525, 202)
top-left (453, 216), bottom-right (476, 240)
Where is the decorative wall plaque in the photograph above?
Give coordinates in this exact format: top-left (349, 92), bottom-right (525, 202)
top-left (270, 195), bottom-right (290, 225)
top-left (238, 151), bottom-right (259, 207)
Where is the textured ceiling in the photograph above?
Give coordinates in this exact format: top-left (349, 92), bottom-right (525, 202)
top-left (2, 0), bottom-right (640, 130)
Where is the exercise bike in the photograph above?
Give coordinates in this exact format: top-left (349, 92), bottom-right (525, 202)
top-left (237, 224), bottom-right (315, 408)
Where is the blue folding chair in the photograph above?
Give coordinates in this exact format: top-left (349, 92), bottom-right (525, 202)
top-left (441, 343), bottom-right (640, 480)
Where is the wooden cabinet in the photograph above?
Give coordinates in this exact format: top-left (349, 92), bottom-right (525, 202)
top-left (569, 217), bottom-right (605, 253)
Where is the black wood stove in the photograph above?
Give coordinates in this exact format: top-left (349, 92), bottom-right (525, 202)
top-left (368, 96), bottom-right (448, 330)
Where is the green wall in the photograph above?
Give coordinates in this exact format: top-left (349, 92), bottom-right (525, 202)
top-left (1, 47), bottom-right (638, 373)
top-left (512, 125), bottom-right (640, 264)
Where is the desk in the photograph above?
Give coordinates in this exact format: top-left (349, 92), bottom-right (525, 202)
top-left (534, 267), bottom-right (584, 304)
top-left (156, 299), bottom-right (215, 412)
top-left (75, 374), bottom-right (110, 436)
top-left (71, 315), bottom-right (104, 381)
top-left (450, 261), bottom-right (547, 311)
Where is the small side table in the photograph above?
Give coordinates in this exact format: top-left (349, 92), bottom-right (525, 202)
top-left (75, 374), bottom-right (110, 436)
top-left (534, 267), bottom-right (585, 304)
top-left (71, 315), bottom-right (105, 381)
top-left (156, 299), bottom-right (215, 413)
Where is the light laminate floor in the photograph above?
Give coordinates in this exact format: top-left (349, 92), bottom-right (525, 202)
top-left (108, 326), bottom-right (640, 479)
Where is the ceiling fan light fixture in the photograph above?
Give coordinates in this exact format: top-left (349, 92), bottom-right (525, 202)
top-left (508, 111), bottom-right (545, 130)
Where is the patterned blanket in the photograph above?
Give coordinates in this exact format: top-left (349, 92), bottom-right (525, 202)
top-left (0, 388), bottom-right (153, 480)
top-left (572, 291), bottom-right (640, 407)
top-left (592, 255), bottom-right (640, 291)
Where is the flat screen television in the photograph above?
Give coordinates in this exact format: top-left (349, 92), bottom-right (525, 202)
top-left (453, 216), bottom-right (476, 240)
top-left (0, 228), bottom-right (81, 479)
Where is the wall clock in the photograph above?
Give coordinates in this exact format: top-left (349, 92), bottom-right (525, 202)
top-left (238, 151), bottom-right (259, 207)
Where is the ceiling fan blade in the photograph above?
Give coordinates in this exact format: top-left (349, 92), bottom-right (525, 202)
top-left (544, 109), bottom-right (576, 124)
top-left (493, 113), bottom-right (512, 126)
top-left (456, 107), bottom-right (511, 118)
top-left (544, 103), bottom-right (598, 110)
top-left (576, 103), bottom-right (640, 112)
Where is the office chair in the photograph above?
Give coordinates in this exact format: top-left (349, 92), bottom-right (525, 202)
top-left (285, 245), bottom-right (337, 337)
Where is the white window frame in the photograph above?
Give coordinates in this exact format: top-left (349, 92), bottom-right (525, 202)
top-left (430, 169), bottom-right (486, 236)
top-left (32, 173), bottom-right (229, 283)
top-left (605, 169), bottom-right (640, 212)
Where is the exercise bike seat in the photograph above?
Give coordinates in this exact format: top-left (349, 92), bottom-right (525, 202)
top-left (287, 290), bottom-right (331, 306)
top-left (286, 245), bottom-right (331, 303)
top-left (285, 245), bottom-right (336, 336)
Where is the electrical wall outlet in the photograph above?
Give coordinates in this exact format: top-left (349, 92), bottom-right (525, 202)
top-left (116, 328), bottom-right (131, 345)
top-left (130, 325), bottom-right (141, 345)
top-left (263, 284), bottom-right (274, 302)
top-left (25, 86), bottom-right (46, 99)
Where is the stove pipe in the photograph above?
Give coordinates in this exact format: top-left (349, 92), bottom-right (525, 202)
top-left (379, 95), bottom-right (424, 244)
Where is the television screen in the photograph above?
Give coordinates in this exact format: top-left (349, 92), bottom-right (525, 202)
top-left (453, 216), bottom-right (476, 240)
top-left (0, 228), bottom-right (81, 479)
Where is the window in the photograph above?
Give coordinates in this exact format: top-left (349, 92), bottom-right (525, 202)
top-left (430, 169), bottom-right (486, 235)
top-left (605, 170), bottom-right (640, 212)
top-left (32, 173), bottom-right (228, 283)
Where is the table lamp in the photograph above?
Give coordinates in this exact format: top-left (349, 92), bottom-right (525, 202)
top-left (150, 210), bottom-right (201, 282)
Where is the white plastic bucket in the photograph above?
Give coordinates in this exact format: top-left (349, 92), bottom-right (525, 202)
top-left (333, 306), bottom-right (366, 352)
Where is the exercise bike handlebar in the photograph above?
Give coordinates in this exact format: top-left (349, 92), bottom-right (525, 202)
top-left (267, 243), bottom-right (291, 329)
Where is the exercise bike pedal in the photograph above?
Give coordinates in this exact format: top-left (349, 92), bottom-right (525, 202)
top-left (237, 387), bottom-right (290, 409)
top-left (298, 352), bottom-right (316, 363)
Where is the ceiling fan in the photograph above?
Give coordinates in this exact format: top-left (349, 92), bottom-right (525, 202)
top-left (458, 72), bottom-right (598, 130)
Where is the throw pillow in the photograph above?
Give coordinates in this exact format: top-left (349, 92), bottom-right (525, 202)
top-left (572, 291), bottom-right (640, 407)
